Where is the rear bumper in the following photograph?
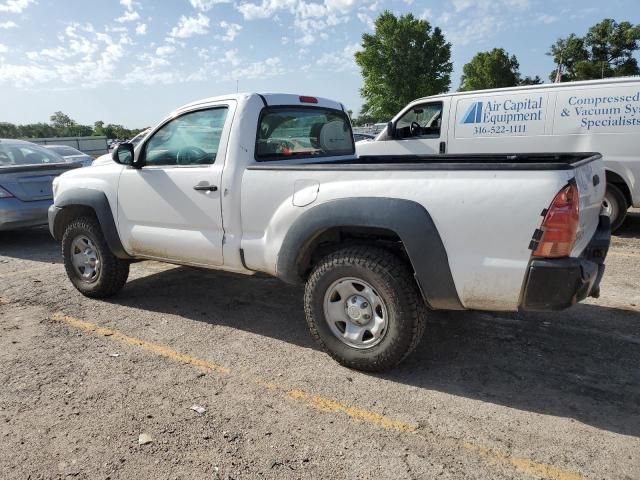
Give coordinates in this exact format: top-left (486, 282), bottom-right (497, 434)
top-left (0, 197), bottom-right (53, 231)
top-left (520, 215), bottom-right (610, 311)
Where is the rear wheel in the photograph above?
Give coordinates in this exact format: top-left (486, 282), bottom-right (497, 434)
top-left (304, 246), bottom-right (427, 372)
top-left (62, 217), bottom-right (129, 298)
top-left (603, 183), bottom-right (628, 232)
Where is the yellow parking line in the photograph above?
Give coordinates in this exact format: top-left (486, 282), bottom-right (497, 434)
top-left (50, 311), bottom-right (584, 480)
top-left (50, 312), bottom-right (229, 374)
top-left (464, 442), bottom-right (582, 480)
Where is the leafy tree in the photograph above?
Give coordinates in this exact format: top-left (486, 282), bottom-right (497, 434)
top-left (49, 111), bottom-right (76, 133)
top-left (93, 120), bottom-right (105, 136)
top-left (548, 19), bottom-right (640, 81)
top-left (355, 11), bottom-right (452, 122)
top-left (519, 75), bottom-right (544, 86)
top-left (459, 48), bottom-right (522, 91)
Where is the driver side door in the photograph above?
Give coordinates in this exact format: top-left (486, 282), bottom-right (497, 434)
top-left (117, 105), bottom-right (232, 266)
top-left (373, 100), bottom-right (449, 156)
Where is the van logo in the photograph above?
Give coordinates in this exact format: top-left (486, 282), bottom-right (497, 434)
top-left (462, 101), bottom-right (483, 124)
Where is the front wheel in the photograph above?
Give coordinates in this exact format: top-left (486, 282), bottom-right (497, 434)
top-left (62, 217), bottom-right (130, 298)
top-left (304, 246), bottom-right (427, 372)
top-left (603, 183), bottom-right (628, 232)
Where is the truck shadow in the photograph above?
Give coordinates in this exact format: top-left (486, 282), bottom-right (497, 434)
top-left (616, 209), bottom-right (640, 238)
top-left (112, 266), bottom-right (640, 438)
top-left (0, 227), bottom-right (61, 264)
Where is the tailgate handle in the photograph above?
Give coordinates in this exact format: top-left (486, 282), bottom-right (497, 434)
top-left (593, 174), bottom-right (600, 187)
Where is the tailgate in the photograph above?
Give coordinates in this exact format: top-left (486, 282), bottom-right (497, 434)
top-left (572, 156), bottom-right (606, 256)
top-left (0, 163), bottom-right (81, 201)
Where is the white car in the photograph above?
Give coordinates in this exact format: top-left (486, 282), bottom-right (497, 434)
top-left (356, 77), bottom-right (640, 231)
top-left (48, 93), bottom-right (610, 371)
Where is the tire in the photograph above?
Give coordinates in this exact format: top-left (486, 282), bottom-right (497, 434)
top-left (304, 246), bottom-right (427, 372)
top-left (62, 216), bottom-right (130, 298)
top-left (603, 183), bottom-right (628, 232)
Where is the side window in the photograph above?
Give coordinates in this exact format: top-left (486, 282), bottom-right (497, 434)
top-left (144, 108), bottom-right (228, 167)
top-left (17, 146), bottom-right (63, 165)
top-left (395, 102), bottom-right (443, 139)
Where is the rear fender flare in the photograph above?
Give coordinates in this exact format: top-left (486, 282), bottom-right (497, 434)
top-left (276, 197), bottom-right (463, 310)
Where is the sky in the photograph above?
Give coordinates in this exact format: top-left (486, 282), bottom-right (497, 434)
top-left (0, 0), bottom-right (638, 128)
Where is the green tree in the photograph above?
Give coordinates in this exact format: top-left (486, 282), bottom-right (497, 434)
top-left (93, 120), bottom-right (105, 136)
top-left (49, 111), bottom-right (76, 135)
top-left (459, 48), bottom-right (522, 91)
top-left (519, 75), bottom-right (544, 86)
top-left (355, 11), bottom-right (452, 122)
top-left (548, 19), bottom-right (640, 81)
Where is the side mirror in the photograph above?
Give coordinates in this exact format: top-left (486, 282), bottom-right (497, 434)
top-left (112, 142), bottom-right (140, 168)
top-left (386, 121), bottom-right (396, 139)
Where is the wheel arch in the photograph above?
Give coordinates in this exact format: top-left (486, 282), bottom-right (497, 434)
top-left (605, 170), bottom-right (632, 207)
top-left (51, 189), bottom-right (132, 259)
top-left (276, 197), bottom-right (463, 310)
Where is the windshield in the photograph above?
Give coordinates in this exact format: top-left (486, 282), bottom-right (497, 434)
top-left (0, 142), bottom-right (64, 166)
top-left (47, 146), bottom-right (83, 156)
top-left (256, 107), bottom-right (354, 161)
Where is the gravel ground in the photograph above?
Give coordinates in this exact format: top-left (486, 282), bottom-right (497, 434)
top-left (1, 212), bottom-right (639, 479)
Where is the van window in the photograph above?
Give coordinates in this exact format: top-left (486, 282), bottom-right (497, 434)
top-left (256, 107), bottom-right (354, 161)
top-left (396, 102), bottom-right (443, 139)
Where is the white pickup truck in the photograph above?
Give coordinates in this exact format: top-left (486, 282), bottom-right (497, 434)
top-left (49, 93), bottom-right (610, 371)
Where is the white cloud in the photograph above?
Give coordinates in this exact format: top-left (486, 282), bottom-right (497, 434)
top-left (316, 42), bottom-right (360, 72)
top-left (169, 13), bottom-right (210, 38)
top-left (120, 0), bottom-right (134, 9)
top-left (135, 23), bottom-right (147, 35)
top-left (0, 44), bottom-right (8, 53)
top-left (451, 0), bottom-right (529, 12)
top-left (155, 45), bottom-right (175, 56)
top-left (0, 0), bottom-right (35, 13)
top-left (7, 23), bottom-right (131, 88)
top-left (537, 14), bottom-right (558, 24)
top-left (190, 0), bottom-right (230, 10)
top-left (228, 57), bottom-right (284, 80)
top-left (217, 21), bottom-right (241, 42)
top-left (356, 12), bottom-right (373, 29)
top-left (0, 20), bottom-right (17, 29)
top-left (236, 0), bottom-right (361, 46)
top-left (116, 10), bottom-right (140, 23)
top-left (445, 14), bottom-right (503, 45)
top-left (419, 8), bottom-right (432, 20)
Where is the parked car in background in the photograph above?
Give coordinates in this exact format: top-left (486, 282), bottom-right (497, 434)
top-left (357, 77), bottom-right (640, 231)
top-left (0, 139), bottom-right (81, 230)
top-left (95, 129), bottom-right (151, 166)
top-left (353, 132), bottom-right (375, 142)
top-left (43, 145), bottom-right (93, 167)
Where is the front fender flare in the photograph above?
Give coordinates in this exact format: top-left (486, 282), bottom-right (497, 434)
top-left (49, 189), bottom-right (131, 260)
top-left (276, 197), bottom-right (463, 310)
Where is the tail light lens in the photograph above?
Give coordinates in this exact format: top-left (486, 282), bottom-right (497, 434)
top-left (533, 182), bottom-right (579, 258)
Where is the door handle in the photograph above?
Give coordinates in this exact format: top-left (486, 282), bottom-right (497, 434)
top-left (193, 184), bottom-right (218, 192)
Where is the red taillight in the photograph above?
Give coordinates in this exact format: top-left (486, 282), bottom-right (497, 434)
top-left (299, 95), bottom-right (318, 104)
top-left (533, 183), bottom-right (580, 258)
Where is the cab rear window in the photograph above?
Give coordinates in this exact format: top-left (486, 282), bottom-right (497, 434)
top-left (256, 107), bottom-right (354, 161)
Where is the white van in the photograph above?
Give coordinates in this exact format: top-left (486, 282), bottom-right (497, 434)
top-left (357, 77), bottom-right (640, 230)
